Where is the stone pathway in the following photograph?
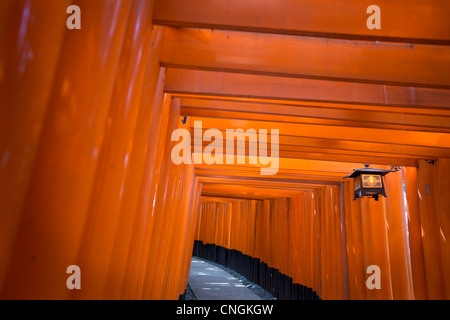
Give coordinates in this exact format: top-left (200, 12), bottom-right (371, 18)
top-left (188, 257), bottom-right (262, 300)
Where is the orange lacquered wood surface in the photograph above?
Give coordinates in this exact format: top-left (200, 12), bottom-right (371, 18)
top-left (1, 0), bottom-right (449, 300)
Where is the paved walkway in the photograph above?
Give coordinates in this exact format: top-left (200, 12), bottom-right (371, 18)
top-left (189, 257), bottom-right (262, 300)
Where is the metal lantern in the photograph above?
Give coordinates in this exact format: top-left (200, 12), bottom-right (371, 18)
top-left (343, 164), bottom-right (396, 201)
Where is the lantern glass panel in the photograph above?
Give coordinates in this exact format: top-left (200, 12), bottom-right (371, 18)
top-left (361, 174), bottom-right (382, 188)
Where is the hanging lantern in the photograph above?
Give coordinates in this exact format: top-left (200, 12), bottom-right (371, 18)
top-left (343, 164), bottom-right (397, 201)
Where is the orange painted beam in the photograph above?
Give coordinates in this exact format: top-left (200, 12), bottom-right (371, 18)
top-left (384, 169), bottom-right (414, 299)
top-left (179, 177), bottom-right (202, 295)
top-left (201, 192), bottom-right (297, 201)
top-left (191, 144), bottom-right (418, 167)
top-left (197, 178), bottom-right (334, 192)
top-left (318, 187), bottom-right (329, 298)
top-left (402, 167), bottom-right (428, 299)
top-left (197, 172), bottom-right (342, 186)
top-left (184, 107), bottom-right (450, 134)
top-left (433, 159), bottom-right (450, 298)
top-left (277, 138), bottom-right (445, 160)
top-left (161, 28), bottom-right (450, 88)
top-left (326, 186), bottom-right (337, 299)
top-left (321, 185), bottom-right (344, 299)
top-left (154, 0), bottom-right (450, 44)
top-left (166, 159), bottom-right (196, 298)
top-left (289, 194), bottom-right (302, 286)
top-left (305, 192), bottom-right (316, 292)
top-left (312, 191), bottom-right (321, 295)
top-left (118, 71), bottom-right (168, 300)
top-left (192, 133), bottom-right (447, 160)
top-left (176, 94), bottom-right (450, 116)
top-left (202, 183), bottom-right (303, 198)
top-left (1, 0), bottom-right (131, 299)
top-left (196, 158), bottom-right (387, 176)
top-left (199, 175), bottom-right (335, 186)
top-left (201, 196), bottom-right (242, 203)
top-left (141, 98), bottom-right (183, 299)
top-left (72, 0), bottom-right (156, 300)
top-left (335, 185), bottom-right (346, 299)
top-left (342, 181), bottom-right (366, 299)
top-left (417, 160), bottom-right (447, 299)
top-left (165, 68), bottom-right (450, 109)
top-left (193, 138), bottom-right (427, 161)
top-left (190, 133), bottom-right (444, 165)
top-left (133, 93), bottom-right (173, 297)
top-left (360, 197), bottom-right (393, 299)
top-left (181, 98), bottom-right (450, 133)
top-left (104, 28), bottom-right (165, 300)
top-left (119, 84), bottom-right (170, 299)
top-left (0, 0), bottom-right (68, 292)
top-left (190, 128), bottom-right (445, 160)
top-left (192, 117), bottom-right (450, 149)
top-left (196, 166), bottom-right (344, 180)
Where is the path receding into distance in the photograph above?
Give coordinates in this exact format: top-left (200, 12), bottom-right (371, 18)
top-left (188, 257), bottom-right (262, 300)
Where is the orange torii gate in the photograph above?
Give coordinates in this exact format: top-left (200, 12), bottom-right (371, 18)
top-left (0, 0), bottom-right (449, 300)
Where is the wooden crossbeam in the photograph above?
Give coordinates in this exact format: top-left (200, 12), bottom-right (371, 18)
top-left (195, 165), bottom-right (347, 180)
top-left (195, 159), bottom-right (387, 175)
top-left (161, 27), bottom-right (450, 88)
top-left (201, 183), bottom-right (308, 198)
top-left (198, 176), bottom-right (332, 189)
top-left (186, 127), bottom-right (447, 158)
top-left (176, 94), bottom-right (450, 116)
top-left (196, 171), bottom-right (342, 185)
top-left (190, 117), bottom-right (450, 149)
top-left (189, 145), bottom-right (418, 167)
top-left (154, 0), bottom-right (450, 44)
top-left (180, 98), bottom-right (450, 133)
top-left (192, 138), bottom-right (428, 159)
top-left (165, 68), bottom-right (450, 109)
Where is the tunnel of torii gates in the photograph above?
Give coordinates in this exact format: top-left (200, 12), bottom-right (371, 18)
top-left (1, 0), bottom-right (450, 301)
